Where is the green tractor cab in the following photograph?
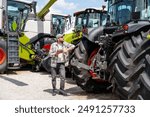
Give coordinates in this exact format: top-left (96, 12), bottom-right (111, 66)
top-left (0, 0), bottom-right (36, 73)
top-left (0, 0), bottom-right (55, 73)
top-left (64, 8), bottom-right (107, 45)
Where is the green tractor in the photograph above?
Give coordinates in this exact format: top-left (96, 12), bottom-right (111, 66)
top-left (0, 0), bottom-right (55, 73)
top-left (64, 8), bottom-right (107, 45)
top-left (70, 0), bottom-right (150, 100)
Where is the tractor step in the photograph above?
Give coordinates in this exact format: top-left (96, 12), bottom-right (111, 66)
top-left (7, 33), bottom-right (20, 67)
top-left (7, 63), bottom-right (20, 69)
top-left (7, 66), bottom-right (20, 69)
top-left (92, 77), bottom-right (100, 79)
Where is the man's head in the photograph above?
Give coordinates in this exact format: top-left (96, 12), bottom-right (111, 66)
top-left (56, 34), bottom-right (64, 43)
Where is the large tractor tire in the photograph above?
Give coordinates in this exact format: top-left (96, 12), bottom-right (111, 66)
top-left (71, 37), bottom-right (110, 92)
top-left (0, 40), bottom-right (7, 74)
top-left (112, 30), bottom-right (150, 99)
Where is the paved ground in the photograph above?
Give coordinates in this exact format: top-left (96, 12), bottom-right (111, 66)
top-left (0, 69), bottom-right (118, 100)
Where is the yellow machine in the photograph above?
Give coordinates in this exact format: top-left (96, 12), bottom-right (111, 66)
top-left (0, 0), bottom-right (57, 73)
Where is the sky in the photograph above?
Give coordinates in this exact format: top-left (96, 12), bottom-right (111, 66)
top-left (35, 0), bottom-right (107, 15)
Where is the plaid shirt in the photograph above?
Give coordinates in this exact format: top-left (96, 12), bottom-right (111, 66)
top-left (49, 41), bottom-right (75, 67)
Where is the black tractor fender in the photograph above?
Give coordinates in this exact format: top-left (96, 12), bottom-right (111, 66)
top-left (83, 21), bottom-right (150, 44)
top-left (26, 33), bottom-right (55, 45)
top-left (83, 26), bottom-right (117, 43)
top-left (112, 21), bottom-right (150, 43)
top-left (82, 27), bottom-right (104, 43)
top-left (127, 21), bottom-right (150, 34)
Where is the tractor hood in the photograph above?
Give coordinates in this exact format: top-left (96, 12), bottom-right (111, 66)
top-left (83, 26), bottom-right (117, 43)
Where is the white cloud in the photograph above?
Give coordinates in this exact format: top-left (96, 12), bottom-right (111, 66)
top-left (49, 7), bottom-right (62, 14)
top-left (50, 0), bottom-right (78, 14)
top-left (54, 0), bottom-right (77, 10)
top-left (36, 0), bottom-right (77, 14)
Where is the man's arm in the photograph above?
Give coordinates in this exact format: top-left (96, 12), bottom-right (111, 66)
top-left (49, 43), bottom-right (57, 57)
top-left (63, 41), bottom-right (75, 53)
top-left (49, 43), bottom-right (64, 56)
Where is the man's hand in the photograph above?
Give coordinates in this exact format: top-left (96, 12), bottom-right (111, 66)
top-left (55, 47), bottom-right (73, 56)
top-left (55, 49), bottom-right (63, 56)
top-left (63, 48), bottom-right (69, 53)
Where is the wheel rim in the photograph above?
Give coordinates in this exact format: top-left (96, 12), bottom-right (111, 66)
top-left (87, 48), bottom-right (99, 78)
top-left (87, 48), bottom-right (99, 66)
top-left (0, 48), bottom-right (6, 64)
top-left (87, 48), bottom-right (107, 82)
top-left (43, 44), bottom-right (51, 52)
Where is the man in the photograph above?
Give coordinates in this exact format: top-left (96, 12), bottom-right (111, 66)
top-left (49, 34), bottom-right (75, 96)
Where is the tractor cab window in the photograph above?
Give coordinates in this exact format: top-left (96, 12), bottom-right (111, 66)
top-left (7, 1), bottom-right (30, 32)
top-left (75, 10), bottom-right (107, 29)
top-left (108, 0), bottom-right (134, 25)
top-left (21, 9), bottom-right (28, 30)
top-left (135, 0), bottom-right (145, 11)
top-left (101, 13), bottom-right (107, 26)
top-left (135, 0), bottom-right (150, 19)
top-left (51, 15), bottom-right (66, 36)
top-left (88, 13), bottom-right (100, 28)
top-left (75, 13), bottom-right (85, 30)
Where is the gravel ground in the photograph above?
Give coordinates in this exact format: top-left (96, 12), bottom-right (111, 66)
top-left (0, 69), bottom-right (119, 100)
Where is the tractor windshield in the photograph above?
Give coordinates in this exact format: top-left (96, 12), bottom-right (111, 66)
top-left (7, 0), bottom-right (30, 32)
top-left (108, 0), bottom-right (135, 25)
top-left (75, 9), bottom-right (107, 29)
top-left (51, 14), bottom-right (68, 36)
top-left (134, 0), bottom-right (150, 20)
